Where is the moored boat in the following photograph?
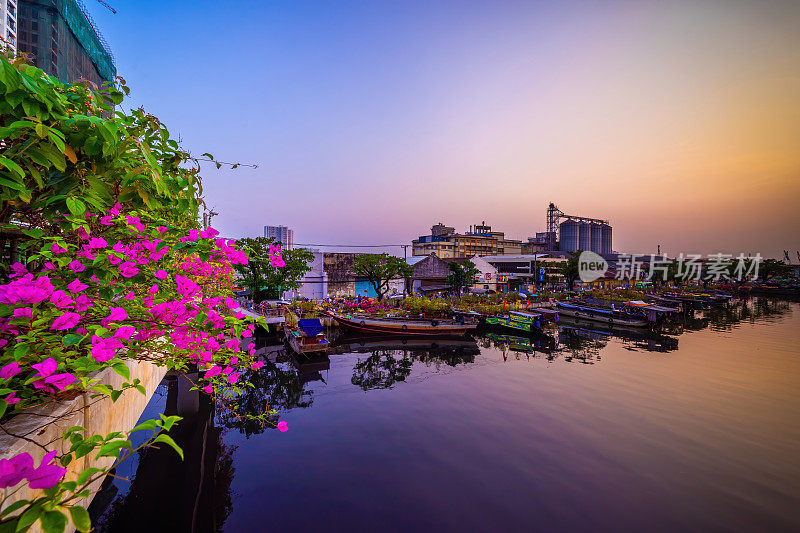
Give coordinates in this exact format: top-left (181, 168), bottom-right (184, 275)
top-left (485, 310), bottom-right (544, 334)
top-left (555, 302), bottom-right (650, 327)
top-left (286, 318), bottom-right (329, 354)
top-left (326, 312), bottom-right (477, 336)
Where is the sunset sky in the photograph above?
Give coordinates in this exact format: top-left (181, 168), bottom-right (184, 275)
top-left (91, 0), bottom-right (799, 258)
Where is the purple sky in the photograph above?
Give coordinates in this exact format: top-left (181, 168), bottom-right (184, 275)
top-left (90, 0), bottom-right (799, 258)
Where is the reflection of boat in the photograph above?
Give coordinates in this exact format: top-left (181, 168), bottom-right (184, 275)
top-left (287, 319), bottom-right (329, 354)
top-left (290, 353), bottom-right (330, 383)
top-left (485, 311), bottom-right (543, 334)
top-left (484, 332), bottom-right (557, 354)
top-left (556, 302), bottom-right (649, 327)
top-left (330, 334), bottom-right (480, 355)
top-left (558, 322), bottom-right (679, 352)
top-left (325, 312), bottom-right (477, 336)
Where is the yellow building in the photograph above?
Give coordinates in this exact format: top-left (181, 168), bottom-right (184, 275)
top-left (412, 222), bottom-right (522, 259)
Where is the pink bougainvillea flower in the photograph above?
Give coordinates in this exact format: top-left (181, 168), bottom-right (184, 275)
top-left (76, 227), bottom-right (90, 240)
top-left (202, 384), bottom-right (213, 394)
top-left (9, 262), bottom-right (27, 278)
top-left (88, 237), bottom-right (108, 249)
top-left (67, 279), bottom-right (89, 293)
top-left (154, 270), bottom-right (168, 280)
top-left (72, 295), bottom-right (94, 313)
top-left (230, 356), bottom-right (239, 365)
top-left (13, 307), bottom-right (32, 319)
top-left (114, 325), bottom-right (137, 339)
top-left (235, 312), bottom-right (246, 320)
top-left (68, 260), bottom-right (85, 273)
top-left (32, 358), bottom-right (58, 378)
top-left (99, 215), bottom-right (114, 226)
top-left (106, 307), bottom-right (128, 322)
top-left (157, 225), bottom-right (167, 233)
top-left (50, 242), bottom-right (68, 254)
top-left (26, 451), bottom-right (67, 490)
top-left (227, 372), bottom-right (240, 384)
top-left (119, 262), bottom-right (140, 278)
top-left (251, 361), bottom-right (264, 370)
top-left (43, 262), bottom-right (56, 271)
top-left (224, 297), bottom-right (238, 310)
top-left (43, 373), bottom-right (76, 391)
top-left (224, 339), bottom-right (240, 351)
top-left (4, 391), bottom-right (19, 405)
top-left (0, 339), bottom-right (7, 349)
top-left (205, 366), bottom-right (222, 379)
top-left (0, 452), bottom-right (33, 488)
top-left (124, 291), bottom-right (135, 300)
top-left (91, 335), bottom-right (124, 362)
top-left (277, 421), bottom-right (289, 433)
top-left (108, 202), bottom-right (122, 217)
top-left (149, 284), bottom-right (159, 295)
top-left (0, 361), bottom-right (22, 380)
top-left (49, 290), bottom-right (73, 309)
top-left (51, 312), bottom-right (80, 331)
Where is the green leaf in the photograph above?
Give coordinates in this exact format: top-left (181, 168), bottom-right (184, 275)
top-left (0, 400), bottom-right (7, 420)
top-left (76, 467), bottom-right (102, 485)
top-left (0, 157), bottom-right (25, 179)
top-left (65, 198), bottom-right (86, 217)
top-left (153, 434), bottom-right (183, 460)
top-left (62, 334), bottom-right (83, 346)
top-left (16, 503), bottom-right (42, 531)
top-left (0, 498), bottom-right (29, 518)
top-left (73, 442), bottom-right (96, 459)
top-left (0, 176), bottom-right (26, 192)
top-left (39, 510), bottom-right (67, 533)
top-left (95, 439), bottom-right (131, 459)
top-left (67, 507), bottom-right (91, 533)
top-left (111, 363), bottom-right (130, 380)
top-left (130, 419), bottom-right (158, 433)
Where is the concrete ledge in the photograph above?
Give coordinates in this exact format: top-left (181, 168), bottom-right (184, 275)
top-left (0, 359), bottom-right (167, 529)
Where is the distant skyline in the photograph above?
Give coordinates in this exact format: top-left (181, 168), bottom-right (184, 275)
top-left (89, 0), bottom-right (799, 258)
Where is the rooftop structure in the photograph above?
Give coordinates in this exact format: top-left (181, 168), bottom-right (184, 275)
top-left (412, 221), bottom-right (523, 259)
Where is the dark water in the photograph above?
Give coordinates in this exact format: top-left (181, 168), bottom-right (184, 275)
top-left (93, 298), bottom-right (800, 532)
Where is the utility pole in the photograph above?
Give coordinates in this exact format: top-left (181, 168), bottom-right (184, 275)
top-left (401, 244), bottom-right (409, 298)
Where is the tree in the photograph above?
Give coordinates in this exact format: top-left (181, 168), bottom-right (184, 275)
top-left (233, 237), bottom-right (313, 302)
top-left (352, 253), bottom-right (412, 301)
top-left (560, 251), bottom-right (581, 291)
top-left (447, 260), bottom-right (479, 295)
top-left (758, 258), bottom-right (792, 282)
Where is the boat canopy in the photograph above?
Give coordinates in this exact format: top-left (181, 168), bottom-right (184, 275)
top-left (298, 318), bottom-right (324, 337)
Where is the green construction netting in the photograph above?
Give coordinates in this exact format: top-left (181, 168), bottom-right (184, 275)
top-left (55, 0), bottom-right (116, 81)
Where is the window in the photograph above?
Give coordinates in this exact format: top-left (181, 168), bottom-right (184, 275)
top-left (31, 21), bottom-right (37, 31)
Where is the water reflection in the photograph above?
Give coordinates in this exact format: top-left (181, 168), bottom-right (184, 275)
top-left (93, 374), bottom-right (233, 533)
top-left (95, 297), bottom-right (798, 532)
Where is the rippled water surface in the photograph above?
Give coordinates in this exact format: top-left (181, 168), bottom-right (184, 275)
top-left (95, 298), bottom-right (800, 532)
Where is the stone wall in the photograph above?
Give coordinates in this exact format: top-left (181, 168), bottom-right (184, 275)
top-left (0, 359), bottom-right (167, 531)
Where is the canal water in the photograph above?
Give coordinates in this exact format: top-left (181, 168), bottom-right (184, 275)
top-left (92, 298), bottom-right (800, 532)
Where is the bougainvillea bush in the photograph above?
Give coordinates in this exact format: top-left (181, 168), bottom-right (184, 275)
top-left (0, 52), bottom-right (281, 531)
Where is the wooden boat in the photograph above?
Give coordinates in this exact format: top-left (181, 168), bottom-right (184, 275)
top-left (556, 302), bottom-right (649, 327)
top-left (485, 311), bottom-right (544, 334)
top-left (286, 318), bottom-right (329, 354)
top-left (325, 312), bottom-right (477, 336)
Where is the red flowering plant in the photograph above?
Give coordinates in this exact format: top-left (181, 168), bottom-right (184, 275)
top-left (0, 53), bottom-right (283, 531)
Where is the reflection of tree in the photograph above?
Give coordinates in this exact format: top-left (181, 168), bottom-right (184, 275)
top-left (351, 350), bottom-right (413, 390)
top-left (216, 360), bottom-right (313, 438)
top-left (706, 297), bottom-right (790, 331)
top-left (558, 328), bottom-right (604, 364)
top-left (214, 439), bottom-right (236, 532)
top-left (350, 344), bottom-right (478, 391)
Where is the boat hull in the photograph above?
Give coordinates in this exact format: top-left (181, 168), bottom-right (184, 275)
top-left (328, 313), bottom-right (477, 336)
top-left (556, 307), bottom-right (649, 327)
top-left (287, 334), bottom-right (329, 354)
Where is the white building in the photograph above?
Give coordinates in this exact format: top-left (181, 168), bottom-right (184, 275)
top-left (1, 1), bottom-right (18, 54)
top-left (263, 225), bottom-right (294, 250)
top-left (286, 249), bottom-right (328, 300)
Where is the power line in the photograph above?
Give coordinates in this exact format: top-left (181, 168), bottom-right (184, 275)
top-left (292, 242), bottom-right (408, 248)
